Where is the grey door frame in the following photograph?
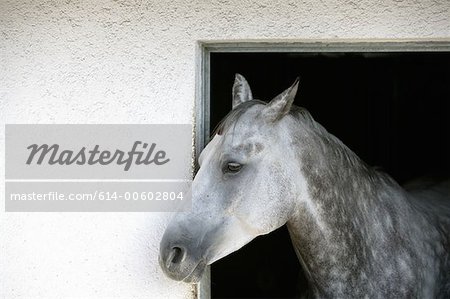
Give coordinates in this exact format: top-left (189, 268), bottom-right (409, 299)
top-left (194, 39), bottom-right (450, 299)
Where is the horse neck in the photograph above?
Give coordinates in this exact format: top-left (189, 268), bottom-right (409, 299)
top-left (286, 122), bottom-right (417, 293)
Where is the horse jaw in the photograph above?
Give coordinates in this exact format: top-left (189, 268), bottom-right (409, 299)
top-left (206, 215), bottom-right (262, 265)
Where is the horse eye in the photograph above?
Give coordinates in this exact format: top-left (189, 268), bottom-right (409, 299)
top-left (226, 162), bottom-right (242, 173)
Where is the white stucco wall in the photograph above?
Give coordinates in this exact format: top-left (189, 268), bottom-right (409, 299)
top-left (1, 0), bottom-right (449, 298)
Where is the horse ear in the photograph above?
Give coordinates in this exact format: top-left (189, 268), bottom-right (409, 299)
top-left (263, 78), bottom-right (299, 122)
top-left (232, 74), bottom-right (253, 109)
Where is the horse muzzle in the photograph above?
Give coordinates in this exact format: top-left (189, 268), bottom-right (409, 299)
top-left (159, 233), bottom-right (207, 283)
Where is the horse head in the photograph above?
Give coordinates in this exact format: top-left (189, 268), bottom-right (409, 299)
top-left (159, 75), bottom-right (305, 283)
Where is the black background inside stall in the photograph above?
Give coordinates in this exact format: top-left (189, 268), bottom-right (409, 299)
top-left (208, 52), bottom-right (450, 298)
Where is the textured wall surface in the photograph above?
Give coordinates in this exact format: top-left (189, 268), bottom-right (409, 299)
top-left (1, 0), bottom-right (449, 298)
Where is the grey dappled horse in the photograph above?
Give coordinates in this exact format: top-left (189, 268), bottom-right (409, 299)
top-left (160, 74), bottom-right (450, 298)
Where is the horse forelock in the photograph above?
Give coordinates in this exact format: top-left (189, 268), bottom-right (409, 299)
top-left (211, 100), bottom-right (264, 137)
top-left (212, 100), bottom-right (317, 138)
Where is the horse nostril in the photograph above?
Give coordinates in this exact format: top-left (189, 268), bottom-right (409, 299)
top-left (168, 246), bottom-right (185, 265)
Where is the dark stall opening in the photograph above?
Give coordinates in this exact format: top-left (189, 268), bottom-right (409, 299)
top-left (208, 51), bottom-right (450, 298)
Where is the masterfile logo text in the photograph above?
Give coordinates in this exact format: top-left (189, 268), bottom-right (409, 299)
top-left (5, 124), bottom-right (192, 212)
